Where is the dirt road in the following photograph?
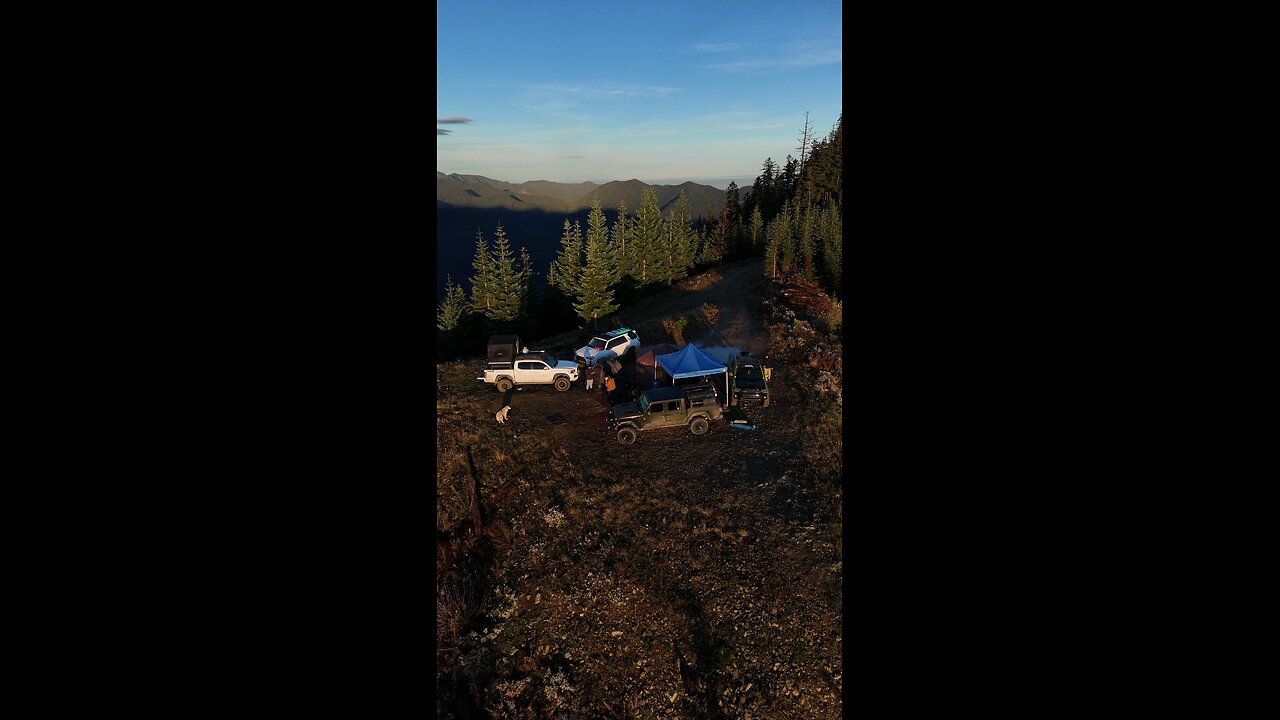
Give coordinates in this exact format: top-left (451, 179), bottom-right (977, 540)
top-left (620, 259), bottom-right (768, 354)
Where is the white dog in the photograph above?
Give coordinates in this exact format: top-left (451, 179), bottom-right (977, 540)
top-left (495, 405), bottom-right (512, 424)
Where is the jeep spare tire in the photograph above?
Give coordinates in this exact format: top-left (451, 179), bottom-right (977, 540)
top-left (497, 378), bottom-right (513, 393)
top-left (690, 417), bottom-right (709, 435)
top-left (617, 427), bottom-right (637, 445)
top-left (554, 377), bottom-right (570, 392)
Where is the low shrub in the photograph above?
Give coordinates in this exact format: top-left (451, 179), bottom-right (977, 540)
top-left (700, 302), bottom-right (720, 326)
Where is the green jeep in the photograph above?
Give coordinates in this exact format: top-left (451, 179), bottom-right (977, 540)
top-left (607, 383), bottom-right (722, 444)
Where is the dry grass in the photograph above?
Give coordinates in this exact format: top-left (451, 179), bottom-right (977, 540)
top-left (699, 302), bottom-right (720, 326)
top-left (436, 280), bottom-right (844, 719)
top-left (677, 270), bottom-right (723, 292)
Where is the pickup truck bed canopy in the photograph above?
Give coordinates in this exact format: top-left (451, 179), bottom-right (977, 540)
top-left (487, 335), bottom-right (520, 363)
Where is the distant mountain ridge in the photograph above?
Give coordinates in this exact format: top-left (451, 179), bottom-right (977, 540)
top-left (437, 172), bottom-right (744, 217)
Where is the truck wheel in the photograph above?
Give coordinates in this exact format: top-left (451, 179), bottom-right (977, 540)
top-left (617, 427), bottom-right (637, 445)
top-left (690, 417), bottom-right (709, 435)
top-left (554, 376), bottom-right (570, 392)
top-left (497, 379), bottom-right (513, 393)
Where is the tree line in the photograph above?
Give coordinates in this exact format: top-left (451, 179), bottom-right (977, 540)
top-left (436, 111), bottom-right (842, 358)
top-left (742, 111), bottom-right (842, 295)
top-left (436, 187), bottom-right (732, 358)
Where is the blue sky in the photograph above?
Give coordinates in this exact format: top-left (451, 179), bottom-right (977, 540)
top-left (437, 0), bottom-right (842, 189)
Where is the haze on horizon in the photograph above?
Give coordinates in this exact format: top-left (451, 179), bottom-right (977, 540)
top-left (437, 0), bottom-right (842, 188)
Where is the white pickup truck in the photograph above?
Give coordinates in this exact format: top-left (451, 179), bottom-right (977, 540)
top-left (479, 335), bottom-right (579, 392)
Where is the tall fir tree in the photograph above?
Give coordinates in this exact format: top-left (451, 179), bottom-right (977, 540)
top-left (517, 245), bottom-right (538, 337)
top-left (764, 215), bottom-right (784, 278)
top-left (820, 202), bottom-right (842, 294)
top-left (574, 205), bottom-right (620, 329)
top-left (659, 214), bottom-right (684, 284)
top-left (632, 187), bottom-right (663, 286)
top-left (777, 202), bottom-right (796, 274)
top-left (611, 197), bottom-right (630, 284)
top-left (749, 205), bottom-right (764, 254)
top-left (548, 218), bottom-right (583, 298)
top-left (486, 223), bottom-right (523, 324)
top-left (753, 157), bottom-right (777, 219)
top-left (673, 190), bottom-right (697, 273)
top-left (468, 228), bottom-right (497, 316)
top-left (798, 203), bottom-right (816, 282)
top-left (724, 182), bottom-right (742, 258)
top-left (782, 155), bottom-right (798, 199)
top-left (436, 274), bottom-right (468, 332)
top-left (585, 196), bottom-right (610, 270)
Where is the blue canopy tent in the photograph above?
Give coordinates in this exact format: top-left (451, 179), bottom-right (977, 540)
top-left (655, 344), bottom-right (728, 405)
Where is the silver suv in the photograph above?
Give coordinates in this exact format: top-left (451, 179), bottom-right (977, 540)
top-left (575, 327), bottom-right (640, 366)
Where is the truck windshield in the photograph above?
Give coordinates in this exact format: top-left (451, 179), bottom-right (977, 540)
top-left (737, 366), bottom-right (763, 381)
top-left (588, 338), bottom-right (607, 349)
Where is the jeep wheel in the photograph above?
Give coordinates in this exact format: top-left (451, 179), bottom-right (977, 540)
top-left (617, 427), bottom-right (637, 445)
top-left (496, 379), bottom-right (513, 393)
top-left (554, 377), bottom-right (570, 392)
top-left (690, 417), bottom-right (709, 435)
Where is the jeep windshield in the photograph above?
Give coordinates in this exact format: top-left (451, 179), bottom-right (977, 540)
top-left (736, 366), bottom-right (763, 381)
top-left (639, 394), bottom-right (650, 412)
top-left (588, 338), bottom-right (607, 349)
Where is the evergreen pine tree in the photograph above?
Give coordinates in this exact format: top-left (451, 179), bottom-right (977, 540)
top-left (820, 202), bottom-right (842, 294)
top-left (659, 214), bottom-right (682, 284)
top-left (777, 203), bottom-right (796, 274)
top-left (436, 274), bottom-right (468, 332)
top-left (764, 216), bottom-right (784, 278)
top-left (673, 190), bottom-right (697, 274)
top-left (633, 187), bottom-right (663, 286)
top-left (574, 206), bottom-right (620, 329)
top-left (468, 228), bottom-right (497, 316)
top-left (799, 203), bottom-right (816, 282)
top-left (487, 223), bottom-right (522, 323)
top-left (586, 196), bottom-right (609, 270)
top-left (753, 157), bottom-right (777, 220)
top-left (517, 245), bottom-right (537, 336)
top-left (549, 218), bottom-right (583, 298)
top-left (611, 197), bottom-right (630, 284)
top-left (724, 181), bottom-right (742, 257)
top-left (749, 205), bottom-right (764, 254)
top-left (782, 155), bottom-right (798, 198)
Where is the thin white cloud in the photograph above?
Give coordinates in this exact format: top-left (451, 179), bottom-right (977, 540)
top-left (693, 42), bottom-right (741, 52)
top-left (728, 123), bottom-right (786, 131)
top-left (701, 41), bottom-right (841, 71)
top-left (644, 86), bottom-right (680, 97)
